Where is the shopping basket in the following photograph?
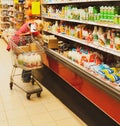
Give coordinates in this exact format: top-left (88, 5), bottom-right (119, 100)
top-left (9, 35), bottom-right (44, 100)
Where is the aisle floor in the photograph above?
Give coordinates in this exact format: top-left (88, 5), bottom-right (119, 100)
top-left (0, 39), bottom-right (87, 126)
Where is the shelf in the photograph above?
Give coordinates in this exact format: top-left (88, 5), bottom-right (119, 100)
top-left (14, 11), bottom-right (24, 14)
top-left (42, 0), bottom-right (120, 5)
top-left (43, 30), bottom-right (120, 57)
top-left (42, 15), bottom-right (120, 30)
top-left (0, 27), bottom-right (10, 31)
top-left (14, 19), bottom-right (24, 22)
top-left (0, 21), bottom-right (10, 24)
top-left (8, 14), bottom-right (14, 17)
top-left (0, 15), bottom-right (9, 18)
top-left (45, 48), bottom-right (120, 100)
top-left (9, 19), bottom-right (17, 24)
top-left (0, 8), bottom-right (9, 11)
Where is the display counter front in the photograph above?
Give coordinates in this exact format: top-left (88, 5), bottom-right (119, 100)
top-left (35, 48), bottom-right (120, 126)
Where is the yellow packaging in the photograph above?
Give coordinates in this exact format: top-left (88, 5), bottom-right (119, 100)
top-left (115, 43), bottom-right (120, 50)
top-left (30, 43), bottom-right (38, 51)
top-left (14, 45), bottom-right (30, 54)
top-left (43, 35), bottom-right (58, 49)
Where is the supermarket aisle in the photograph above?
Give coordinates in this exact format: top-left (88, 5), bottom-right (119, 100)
top-left (0, 39), bottom-right (87, 126)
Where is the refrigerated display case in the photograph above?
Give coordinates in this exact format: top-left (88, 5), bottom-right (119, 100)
top-left (35, 0), bottom-right (120, 125)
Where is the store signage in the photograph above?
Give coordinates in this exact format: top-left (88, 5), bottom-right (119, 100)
top-left (14, 0), bottom-right (19, 3)
top-left (32, 2), bottom-right (40, 15)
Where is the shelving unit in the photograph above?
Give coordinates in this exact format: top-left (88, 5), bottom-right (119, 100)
top-left (0, 0), bottom-right (15, 42)
top-left (40, 0), bottom-right (120, 125)
top-left (0, 0), bottom-right (14, 31)
top-left (0, 4), bottom-right (15, 43)
top-left (13, 2), bottom-right (25, 30)
top-left (0, 4), bottom-right (10, 35)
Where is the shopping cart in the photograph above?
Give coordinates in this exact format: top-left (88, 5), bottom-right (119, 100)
top-left (9, 34), bottom-right (44, 100)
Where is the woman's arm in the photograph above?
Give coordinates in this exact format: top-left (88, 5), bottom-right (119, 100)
top-left (33, 32), bottom-right (42, 38)
top-left (19, 32), bottom-right (31, 36)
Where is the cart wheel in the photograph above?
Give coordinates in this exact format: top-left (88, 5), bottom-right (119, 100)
top-left (26, 93), bottom-right (31, 100)
top-left (10, 82), bottom-right (13, 90)
top-left (37, 92), bottom-right (41, 97)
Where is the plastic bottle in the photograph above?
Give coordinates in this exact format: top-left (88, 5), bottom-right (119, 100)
top-left (104, 6), bottom-right (107, 21)
top-left (110, 29), bottom-right (115, 48)
top-left (106, 29), bottom-right (111, 47)
top-left (54, 21), bottom-right (58, 32)
top-left (110, 6), bottom-right (115, 22)
top-left (97, 27), bottom-right (105, 46)
top-left (78, 25), bottom-right (83, 39)
top-left (100, 6), bottom-right (104, 21)
top-left (107, 6), bottom-right (111, 20)
top-left (93, 26), bottom-right (98, 44)
top-left (37, 54), bottom-right (41, 66)
top-left (115, 32), bottom-right (120, 50)
top-left (18, 54), bottom-right (23, 65)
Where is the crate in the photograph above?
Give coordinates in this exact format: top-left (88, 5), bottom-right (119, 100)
top-left (43, 35), bottom-right (58, 49)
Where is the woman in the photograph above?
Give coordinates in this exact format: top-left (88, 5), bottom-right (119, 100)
top-left (7, 19), bottom-right (44, 82)
top-left (7, 19), bottom-right (43, 51)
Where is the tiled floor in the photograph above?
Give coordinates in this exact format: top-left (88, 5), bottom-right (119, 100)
top-left (0, 39), bottom-right (87, 126)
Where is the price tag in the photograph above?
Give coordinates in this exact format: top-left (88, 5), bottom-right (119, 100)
top-left (30, 23), bottom-right (36, 33)
top-left (32, 2), bottom-right (40, 15)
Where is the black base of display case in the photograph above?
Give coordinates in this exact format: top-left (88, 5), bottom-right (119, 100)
top-left (34, 65), bottom-right (119, 126)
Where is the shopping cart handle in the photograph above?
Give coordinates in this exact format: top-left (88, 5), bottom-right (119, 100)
top-left (19, 32), bottom-right (31, 36)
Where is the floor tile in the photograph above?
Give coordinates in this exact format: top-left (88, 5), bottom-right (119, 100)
top-left (8, 116), bottom-right (33, 126)
top-left (0, 39), bottom-right (87, 126)
top-left (49, 108), bottom-right (72, 121)
top-left (0, 110), bottom-right (7, 121)
top-left (56, 118), bottom-right (87, 126)
top-left (33, 121), bottom-right (57, 126)
top-left (0, 121), bottom-right (9, 126)
top-left (30, 112), bottom-right (54, 125)
top-left (6, 108), bottom-right (28, 120)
